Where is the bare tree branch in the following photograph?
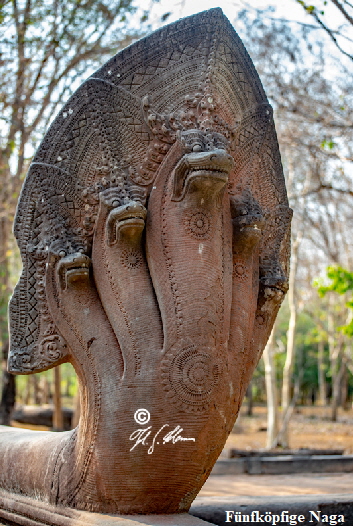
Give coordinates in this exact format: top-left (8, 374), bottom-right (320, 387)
top-left (295, 0), bottom-right (353, 61)
top-left (331, 0), bottom-right (353, 25)
top-left (301, 183), bottom-right (353, 198)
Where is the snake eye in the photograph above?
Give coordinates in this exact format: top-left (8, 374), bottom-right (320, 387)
top-left (213, 136), bottom-right (228, 150)
top-left (192, 143), bottom-right (203, 152)
top-left (214, 141), bottom-right (226, 150)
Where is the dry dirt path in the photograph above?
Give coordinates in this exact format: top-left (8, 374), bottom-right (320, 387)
top-left (199, 473), bottom-right (353, 497)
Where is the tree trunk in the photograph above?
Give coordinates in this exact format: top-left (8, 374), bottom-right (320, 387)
top-left (42, 377), bottom-right (51, 405)
top-left (72, 390), bottom-right (81, 429)
top-left (0, 217), bottom-right (16, 425)
top-left (263, 325), bottom-right (279, 449)
top-left (282, 300), bottom-right (297, 413)
top-left (331, 346), bottom-right (344, 422)
top-left (53, 366), bottom-right (63, 431)
top-left (276, 374), bottom-right (302, 448)
top-left (245, 381), bottom-right (253, 416)
top-left (24, 377), bottom-right (32, 405)
top-left (318, 340), bottom-right (326, 406)
top-left (65, 376), bottom-right (72, 397)
top-left (0, 217), bottom-right (10, 300)
top-left (327, 304), bottom-right (344, 422)
top-left (33, 375), bottom-right (41, 405)
top-left (340, 364), bottom-right (348, 410)
top-left (0, 341), bottom-right (16, 426)
top-left (280, 233), bottom-right (302, 447)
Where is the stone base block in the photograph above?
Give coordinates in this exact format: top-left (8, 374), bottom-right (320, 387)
top-left (212, 454), bottom-right (353, 475)
top-left (0, 490), bottom-right (213, 526)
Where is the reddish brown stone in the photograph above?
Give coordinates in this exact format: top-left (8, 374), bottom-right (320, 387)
top-left (0, 8), bottom-right (291, 520)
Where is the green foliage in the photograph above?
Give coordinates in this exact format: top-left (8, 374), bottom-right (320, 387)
top-left (16, 363), bottom-right (78, 408)
top-left (296, 0), bottom-right (325, 15)
top-left (0, 296), bottom-right (8, 345)
top-left (315, 266), bottom-right (353, 336)
top-left (258, 301), bottom-right (328, 399)
top-left (320, 139), bottom-right (336, 150)
top-left (293, 312), bottom-right (321, 391)
top-left (161, 12), bottom-right (171, 22)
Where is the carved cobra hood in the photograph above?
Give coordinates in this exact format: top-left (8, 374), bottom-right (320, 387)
top-left (2, 8), bottom-right (293, 516)
top-left (9, 8), bottom-right (291, 374)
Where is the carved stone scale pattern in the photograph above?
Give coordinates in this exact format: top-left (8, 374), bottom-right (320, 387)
top-left (1, 8), bottom-right (292, 520)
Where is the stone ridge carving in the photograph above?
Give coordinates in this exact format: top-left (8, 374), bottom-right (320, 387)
top-left (0, 7), bottom-right (292, 521)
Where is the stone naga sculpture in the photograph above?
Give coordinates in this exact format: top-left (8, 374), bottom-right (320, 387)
top-left (0, 8), bottom-right (292, 520)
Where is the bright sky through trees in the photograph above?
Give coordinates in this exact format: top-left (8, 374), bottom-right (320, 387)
top-left (144, 0), bottom-right (352, 60)
top-left (148, 0), bottom-right (309, 26)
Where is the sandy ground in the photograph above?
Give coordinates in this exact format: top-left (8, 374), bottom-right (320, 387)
top-left (199, 473), bottom-right (353, 497)
top-left (199, 405), bottom-right (353, 498)
top-left (223, 405), bottom-right (353, 453)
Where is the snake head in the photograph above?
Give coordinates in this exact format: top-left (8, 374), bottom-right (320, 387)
top-left (57, 253), bottom-right (91, 290)
top-left (105, 201), bottom-right (147, 246)
top-left (172, 129), bottom-right (234, 201)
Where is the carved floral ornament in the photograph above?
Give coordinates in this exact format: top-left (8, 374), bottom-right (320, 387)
top-left (0, 8), bottom-right (292, 521)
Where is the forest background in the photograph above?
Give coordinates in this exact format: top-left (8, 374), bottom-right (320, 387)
top-left (0, 0), bottom-right (352, 450)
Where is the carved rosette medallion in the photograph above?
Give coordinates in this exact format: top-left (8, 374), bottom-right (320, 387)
top-left (120, 249), bottom-right (143, 269)
top-left (233, 258), bottom-right (249, 281)
top-left (161, 346), bottom-right (220, 412)
top-left (183, 210), bottom-right (212, 239)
